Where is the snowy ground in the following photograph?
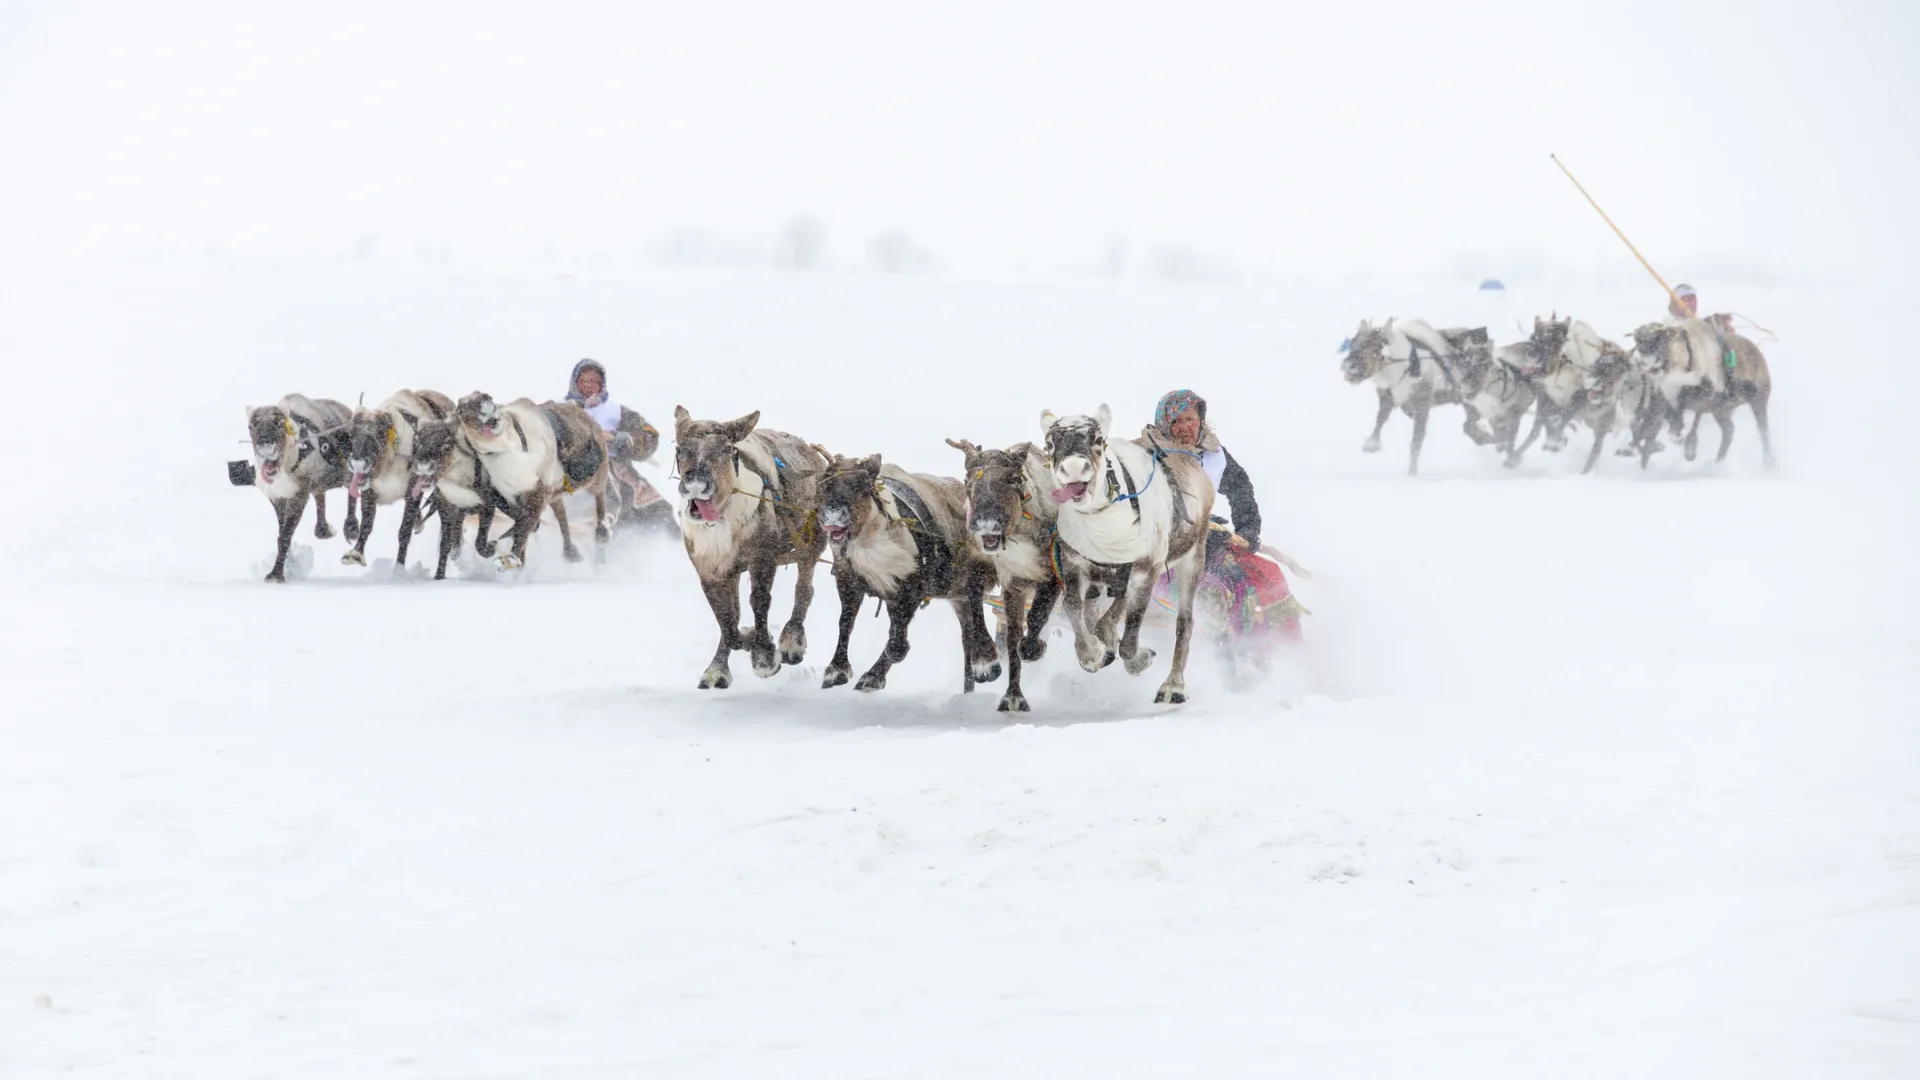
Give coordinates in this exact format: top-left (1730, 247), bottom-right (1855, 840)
top-left (3, 256), bottom-right (1917, 1077)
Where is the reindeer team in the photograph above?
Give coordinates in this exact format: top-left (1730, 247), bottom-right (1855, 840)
top-left (239, 302), bottom-right (1774, 712)
top-left (1340, 309), bottom-right (1775, 476)
top-left (241, 385), bottom-right (1221, 713)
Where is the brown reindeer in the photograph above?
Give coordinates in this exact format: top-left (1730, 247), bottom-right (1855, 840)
top-left (453, 393), bottom-right (612, 569)
top-left (804, 451), bottom-right (1001, 694)
top-left (243, 394), bottom-right (353, 582)
top-left (407, 418), bottom-right (509, 579)
top-left (672, 407), bottom-right (829, 689)
top-left (1630, 317), bottom-right (1775, 469)
top-left (946, 438), bottom-right (1064, 713)
top-left (339, 389), bottom-right (454, 567)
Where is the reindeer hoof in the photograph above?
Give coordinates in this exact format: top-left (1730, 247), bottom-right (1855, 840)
top-left (1361, 438), bottom-right (1382, 454)
top-left (855, 672), bottom-right (887, 693)
top-left (779, 628), bottom-right (807, 666)
top-left (751, 650), bottom-right (780, 678)
top-left (1124, 648), bottom-right (1156, 676)
top-left (340, 549), bottom-right (366, 567)
top-left (971, 659), bottom-right (1003, 683)
top-left (562, 545), bottom-right (584, 564)
top-left (997, 692), bottom-right (1031, 713)
top-left (496, 554), bottom-right (523, 571)
top-left (315, 522), bottom-right (336, 540)
top-left (342, 519), bottom-right (358, 543)
top-left (1020, 636), bottom-right (1048, 662)
top-left (1154, 685), bottom-right (1187, 705)
top-left (264, 570), bottom-right (286, 584)
top-left (821, 666), bottom-right (850, 689)
top-left (699, 665), bottom-right (732, 690)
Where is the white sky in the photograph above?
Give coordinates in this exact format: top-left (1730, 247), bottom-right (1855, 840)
top-left (1, 0), bottom-right (1914, 279)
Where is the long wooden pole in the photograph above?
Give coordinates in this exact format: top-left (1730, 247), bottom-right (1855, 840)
top-left (1550, 153), bottom-right (1685, 312)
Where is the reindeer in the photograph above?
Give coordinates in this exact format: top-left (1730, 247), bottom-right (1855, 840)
top-left (407, 418), bottom-right (509, 579)
top-left (452, 393), bottom-right (612, 570)
top-left (672, 407), bottom-right (829, 689)
top-left (1041, 405), bottom-right (1215, 705)
top-left (1562, 342), bottom-right (1649, 474)
top-left (1452, 341), bottom-right (1538, 466)
top-left (1630, 316), bottom-right (1775, 469)
top-left (243, 394), bottom-right (353, 582)
top-left (1340, 317), bottom-right (1474, 476)
top-left (946, 438), bottom-right (1065, 713)
top-left (338, 389), bottom-right (454, 567)
top-left (800, 452), bottom-right (1000, 694)
top-left (1510, 314), bottom-right (1613, 465)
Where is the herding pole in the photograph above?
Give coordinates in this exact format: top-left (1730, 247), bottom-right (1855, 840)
top-left (1550, 153), bottom-right (1686, 313)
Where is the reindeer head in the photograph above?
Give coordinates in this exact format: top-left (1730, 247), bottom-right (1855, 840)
top-left (1040, 405), bottom-right (1111, 507)
top-left (454, 392), bottom-right (507, 444)
top-left (245, 405), bottom-right (296, 485)
top-left (812, 453), bottom-right (885, 547)
top-left (671, 406), bottom-right (759, 525)
top-left (343, 407), bottom-right (397, 499)
top-left (1525, 315), bottom-right (1572, 374)
top-left (1579, 346), bottom-right (1632, 404)
top-left (408, 419), bottom-right (461, 502)
top-left (1341, 321), bottom-right (1387, 384)
top-left (949, 438), bottom-right (1037, 555)
top-left (1628, 323), bottom-right (1672, 372)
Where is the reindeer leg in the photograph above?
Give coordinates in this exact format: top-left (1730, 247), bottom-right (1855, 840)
top-left (1683, 409), bottom-right (1705, 462)
top-left (265, 496), bottom-right (305, 583)
top-left (1510, 401), bottom-right (1546, 467)
top-left (1713, 406), bottom-right (1736, 463)
top-left (698, 571), bottom-right (743, 689)
top-left (746, 554), bottom-right (780, 677)
top-left (593, 481), bottom-right (611, 548)
top-left (433, 496), bottom-right (460, 580)
top-left (822, 565), bottom-right (862, 689)
top-left (856, 595), bottom-right (919, 692)
top-left (1752, 391), bottom-right (1776, 471)
top-left (395, 495), bottom-right (420, 567)
top-left (1407, 398), bottom-right (1430, 477)
top-left (959, 563), bottom-right (1001, 685)
top-left (1363, 388), bottom-right (1392, 453)
top-left (1021, 575), bottom-right (1060, 662)
top-left (1059, 563), bottom-right (1111, 673)
top-left (1116, 558), bottom-right (1160, 676)
top-left (1582, 416), bottom-right (1610, 475)
top-left (1155, 547), bottom-right (1206, 705)
top-left (313, 490), bottom-right (336, 540)
top-left (549, 493), bottom-right (583, 562)
top-left (342, 497), bottom-right (375, 566)
top-left (780, 544), bottom-right (817, 666)
top-left (343, 492), bottom-right (361, 544)
top-left (998, 580), bottom-right (1033, 713)
top-left (1461, 403), bottom-right (1492, 445)
top-left (500, 488), bottom-right (544, 570)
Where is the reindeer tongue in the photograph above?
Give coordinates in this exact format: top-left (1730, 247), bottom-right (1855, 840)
top-left (692, 499), bottom-right (721, 523)
top-left (1050, 482), bottom-right (1087, 504)
top-left (409, 475), bottom-right (433, 501)
top-left (349, 473), bottom-right (368, 498)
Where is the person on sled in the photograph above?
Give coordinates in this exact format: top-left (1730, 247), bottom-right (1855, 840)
top-left (565, 359), bottom-right (675, 536)
top-left (1145, 389), bottom-right (1303, 652)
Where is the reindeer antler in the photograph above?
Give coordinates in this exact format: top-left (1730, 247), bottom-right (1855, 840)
top-left (945, 437), bottom-right (982, 456)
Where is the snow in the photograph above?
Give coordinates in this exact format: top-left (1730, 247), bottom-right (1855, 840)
top-left (3, 255), bottom-right (1918, 1077)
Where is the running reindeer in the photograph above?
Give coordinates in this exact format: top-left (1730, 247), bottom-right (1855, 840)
top-left (453, 393), bottom-right (613, 570)
top-left (672, 407), bottom-right (829, 689)
top-left (1629, 315), bottom-right (1775, 470)
top-left (946, 438), bottom-right (1065, 713)
top-left (338, 389), bottom-right (454, 567)
top-left (804, 451), bottom-right (1001, 694)
top-left (1340, 318), bottom-right (1480, 476)
top-left (242, 394), bottom-right (353, 582)
top-left (1040, 404), bottom-right (1215, 705)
